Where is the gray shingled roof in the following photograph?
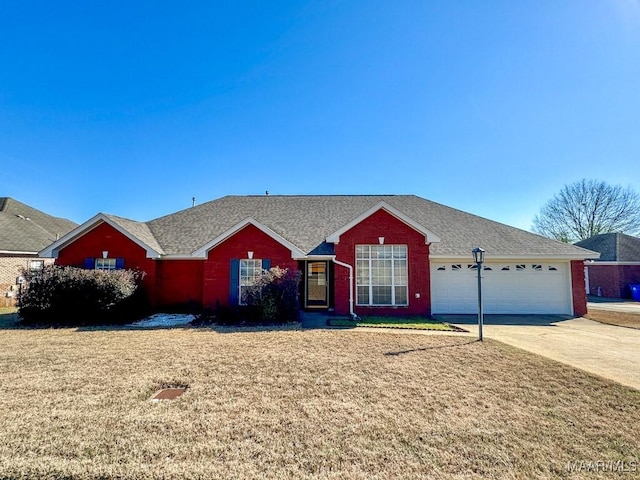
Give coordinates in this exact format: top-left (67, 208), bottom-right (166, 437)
top-left (139, 195), bottom-right (595, 258)
top-left (0, 197), bottom-right (77, 252)
top-left (575, 233), bottom-right (640, 262)
top-left (104, 214), bottom-right (165, 255)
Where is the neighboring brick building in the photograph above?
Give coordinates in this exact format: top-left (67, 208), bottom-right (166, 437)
top-left (41, 195), bottom-right (598, 316)
top-left (575, 233), bottom-right (640, 299)
top-left (0, 198), bottom-right (77, 306)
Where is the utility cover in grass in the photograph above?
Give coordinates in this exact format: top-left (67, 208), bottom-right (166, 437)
top-left (150, 388), bottom-right (187, 401)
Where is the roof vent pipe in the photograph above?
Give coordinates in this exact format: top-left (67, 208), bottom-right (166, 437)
top-left (192, 197), bottom-right (196, 208)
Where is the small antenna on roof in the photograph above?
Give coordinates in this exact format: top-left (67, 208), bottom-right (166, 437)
top-left (265, 190), bottom-right (269, 196)
top-left (192, 197), bottom-right (196, 207)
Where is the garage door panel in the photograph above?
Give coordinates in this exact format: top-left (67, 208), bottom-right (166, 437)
top-left (431, 262), bottom-right (571, 314)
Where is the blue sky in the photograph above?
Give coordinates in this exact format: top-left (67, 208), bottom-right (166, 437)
top-left (1, 1), bottom-right (639, 231)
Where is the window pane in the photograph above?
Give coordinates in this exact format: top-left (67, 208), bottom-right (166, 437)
top-left (356, 286), bottom-right (369, 305)
top-left (393, 245), bottom-right (407, 259)
top-left (394, 260), bottom-right (407, 285)
top-left (395, 286), bottom-right (408, 305)
top-left (355, 244), bottom-right (408, 306)
top-left (95, 258), bottom-right (116, 270)
top-left (30, 260), bottom-right (44, 271)
top-left (356, 260), bottom-right (369, 284)
top-left (239, 259), bottom-right (262, 305)
top-left (372, 286), bottom-right (392, 304)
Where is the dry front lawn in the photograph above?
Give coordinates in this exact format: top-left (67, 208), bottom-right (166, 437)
top-left (586, 308), bottom-right (640, 330)
top-left (0, 326), bottom-right (638, 479)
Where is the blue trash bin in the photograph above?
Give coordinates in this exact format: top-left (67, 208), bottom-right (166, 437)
top-left (630, 284), bottom-right (640, 302)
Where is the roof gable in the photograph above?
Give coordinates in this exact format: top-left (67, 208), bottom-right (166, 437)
top-left (39, 213), bottom-right (163, 259)
top-left (326, 201), bottom-right (441, 244)
top-left (191, 218), bottom-right (307, 259)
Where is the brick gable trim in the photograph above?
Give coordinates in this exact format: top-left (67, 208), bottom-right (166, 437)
top-left (192, 217), bottom-right (307, 259)
top-left (326, 201), bottom-right (441, 245)
top-left (40, 214), bottom-right (162, 259)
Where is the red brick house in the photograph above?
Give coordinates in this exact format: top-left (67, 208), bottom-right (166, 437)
top-left (575, 233), bottom-right (640, 299)
top-left (40, 195), bottom-right (598, 316)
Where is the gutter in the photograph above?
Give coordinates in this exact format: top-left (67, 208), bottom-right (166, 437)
top-left (0, 250), bottom-right (39, 255)
top-left (331, 257), bottom-right (357, 320)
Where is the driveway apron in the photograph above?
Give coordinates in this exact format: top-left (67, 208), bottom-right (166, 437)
top-left (435, 315), bottom-right (640, 391)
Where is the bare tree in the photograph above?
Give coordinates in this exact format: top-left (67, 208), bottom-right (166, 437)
top-left (532, 179), bottom-right (640, 243)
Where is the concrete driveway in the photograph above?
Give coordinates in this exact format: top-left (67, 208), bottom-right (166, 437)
top-left (434, 314), bottom-right (640, 391)
top-left (587, 300), bottom-right (640, 314)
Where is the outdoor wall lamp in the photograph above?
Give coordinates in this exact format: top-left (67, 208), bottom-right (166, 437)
top-left (378, 237), bottom-right (385, 244)
top-left (471, 247), bottom-right (485, 341)
top-left (247, 251), bottom-right (254, 259)
top-left (102, 251), bottom-right (109, 259)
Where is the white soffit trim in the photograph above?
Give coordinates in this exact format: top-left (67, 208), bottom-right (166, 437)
top-left (325, 201), bottom-right (441, 244)
top-left (0, 250), bottom-right (39, 255)
top-left (192, 217), bottom-right (307, 259)
top-left (38, 213), bottom-right (162, 259)
top-left (430, 253), bottom-right (600, 261)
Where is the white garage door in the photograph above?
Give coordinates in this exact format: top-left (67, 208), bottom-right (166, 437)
top-left (431, 262), bottom-right (572, 314)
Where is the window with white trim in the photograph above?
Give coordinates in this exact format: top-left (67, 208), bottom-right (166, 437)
top-left (29, 260), bottom-right (44, 271)
top-left (95, 258), bottom-right (117, 270)
top-left (239, 259), bottom-right (262, 305)
top-left (356, 245), bottom-right (408, 306)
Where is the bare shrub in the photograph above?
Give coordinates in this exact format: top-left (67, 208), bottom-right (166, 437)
top-left (244, 267), bottom-right (301, 323)
top-left (17, 265), bottom-right (147, 325)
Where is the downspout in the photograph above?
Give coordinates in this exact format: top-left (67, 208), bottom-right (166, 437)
top-left (331, 257), bottom-right (357, 319)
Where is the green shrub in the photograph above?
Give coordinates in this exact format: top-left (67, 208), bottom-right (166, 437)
top-left (17, 265), bottom-right (147, 325)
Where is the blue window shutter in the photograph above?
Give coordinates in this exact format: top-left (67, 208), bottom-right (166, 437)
top-left (262, 259), bottom-right (271, 270)
top-left (84, 258), bottom-right (94, 269)
top-left (115, 258), bottom-right (125, 270)
top-left (229, 259), bottom-right (240, 305)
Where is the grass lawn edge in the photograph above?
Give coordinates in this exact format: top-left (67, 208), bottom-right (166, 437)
top-left (327, 316), bottom-right (466, 332)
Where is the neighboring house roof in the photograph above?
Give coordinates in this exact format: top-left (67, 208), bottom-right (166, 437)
top-left (574, 233), bottom-right (640, 262)
top-left (0, 197), bottom-right (77, 253)
top-left (40, 195), bottom-right (599, 259)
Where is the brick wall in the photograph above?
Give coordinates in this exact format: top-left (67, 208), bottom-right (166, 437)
top-left (586, 264), bottom-right (640, 299)
top-left (155, 260), bottom-right (204, 309)
top-left (334, 209), bottom-right (431, 316)
top-left (203, 224), bottom-right (299, 310)
top-left (51, 221), bottom-right (302, 311)
top-left (0, 256), bottom-right (54, 307)
top-left (570, 260), bottom-right (587, 316)
top-left (56, 222), bottom-right (158, 307)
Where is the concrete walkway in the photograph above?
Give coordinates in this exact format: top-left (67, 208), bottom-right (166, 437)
top-left (436, 314), bottom-right (640, 391)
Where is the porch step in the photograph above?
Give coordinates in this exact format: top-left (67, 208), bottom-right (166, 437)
top-left (300, 312), bottom-right (331, 329)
